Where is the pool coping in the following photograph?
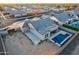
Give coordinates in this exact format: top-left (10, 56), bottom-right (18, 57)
top-left (48, 30), bottom-right (72, 46)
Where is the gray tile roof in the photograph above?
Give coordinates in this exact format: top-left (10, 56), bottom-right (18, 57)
top-left (31, 18), bottom-right (56, 34)
top-left (54, 12), bottom-right (77, 23)
top-left (5, 8), bottom-right (26, 15)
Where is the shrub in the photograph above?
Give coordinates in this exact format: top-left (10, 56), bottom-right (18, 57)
top-left (8, 29), bottom-right (16, 36)
top-left (63, 24), bottom-right (79, 31)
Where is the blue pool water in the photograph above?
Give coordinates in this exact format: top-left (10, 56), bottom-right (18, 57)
top-left (52, 33), bottom-right (70, 45)
top-left (70, 22), bottom-right (79, 28)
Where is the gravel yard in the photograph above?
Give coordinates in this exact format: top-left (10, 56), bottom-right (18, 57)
top-left (5, 31), bottom-right (59, 55)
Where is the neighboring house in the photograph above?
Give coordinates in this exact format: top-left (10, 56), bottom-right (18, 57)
top-left (53, 12), bottom-right (78, 24)
top-left (27, 8), bottom-right (46, 15)
top-left (51, 7), bottom-right (66, 11)
top-left (21, 18), bottom-right (58, 45)
top-left (16, 5), bottom-right (37, 12)
top-left (74, 8), bottom-right (79, 18)
top-left (41, 14), bottom-right (50, 19)
top-left (43, 6), bottom-right (51, 11)
top-left (16, 6), bottom-right (27, 12)
top-left (4, 7), bottom-right (27, 17)
top-left (26, 5), bottom-right (37, 11)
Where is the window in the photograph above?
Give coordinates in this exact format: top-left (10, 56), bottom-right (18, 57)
top-left (45, 33), bottom-right (48, 38)
top-left (51, 30), bottom-right (56, 34)
top-left (50, 30), bottom-right (57, 36)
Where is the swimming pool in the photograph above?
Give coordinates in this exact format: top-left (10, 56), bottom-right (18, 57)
top-left (51, 31), bottom-right (72, 46)
top-left (70, 21), bottom-right (79, 29)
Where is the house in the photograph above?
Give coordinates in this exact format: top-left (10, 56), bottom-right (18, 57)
top-left (51, 7), bottom-right (66, 11)
top-left (4, 7), bottom-right (27, 18)
top-left (43, 6), bottom-right (51, 11)
top-left (16, 5), bottom-right (37, 11)
top-left (74, 7), bottom-right (79, 18)
top-left (21, 18), bottom-right (58, 45)
top-left (16, 6), bottom-right (27, 12)
top-left (53, 12), bottom-right (78, 24)
top-left (41, 14), bottom-right (50, 19)
top-left (27, 9), bottom-right (46, 15)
